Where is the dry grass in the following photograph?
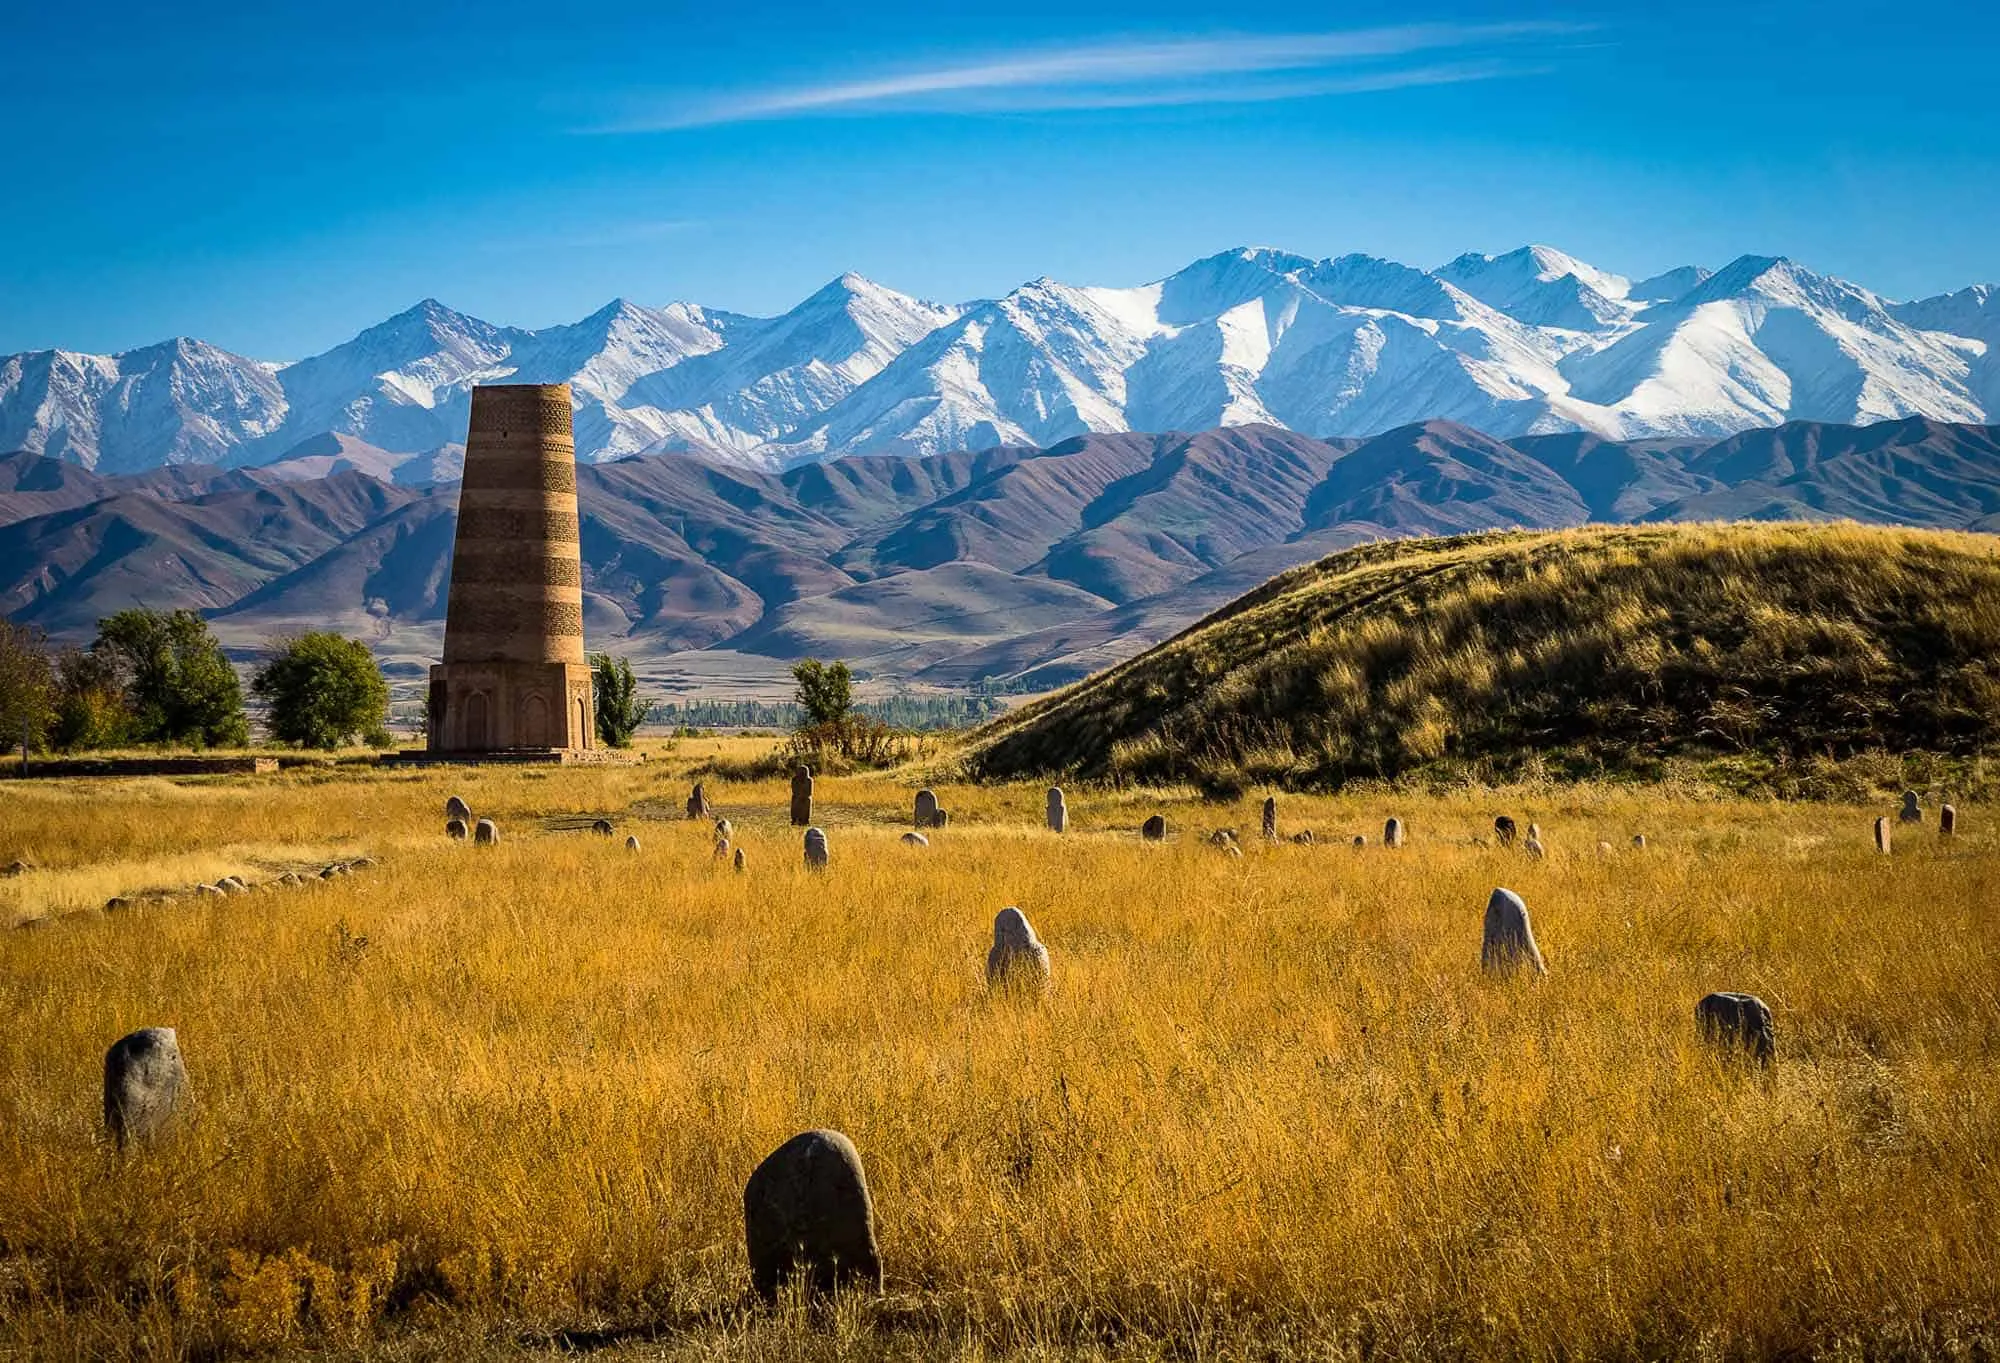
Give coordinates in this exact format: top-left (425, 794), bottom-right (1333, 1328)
top-left (1, 741), bottom-right (1997, 1360)
top-left (967, 522), bottom-right (2000, 793)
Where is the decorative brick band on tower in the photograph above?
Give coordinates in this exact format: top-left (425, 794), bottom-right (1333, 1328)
top-left (427, 383), bottom-right (595, 755)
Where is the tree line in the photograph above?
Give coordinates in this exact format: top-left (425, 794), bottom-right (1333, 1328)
top-left (0, 612), bottom-right (658, 755)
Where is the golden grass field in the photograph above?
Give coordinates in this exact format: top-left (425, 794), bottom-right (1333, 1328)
top-left (2, 739), bottom-right (1997, 1360)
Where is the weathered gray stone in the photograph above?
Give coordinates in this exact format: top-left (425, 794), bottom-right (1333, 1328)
top-left (900, 831), bottom-right (929, 848)
top-left (1384, 817), bottom-right (1405, 848)
top-left (105, 897), bottom-right (132, 913)
top-left (790, 766), bottom-right (814, 828)
top-left (1351, 834), bottom-right (1367, 849)
top-left (714, 835), bottom-right (732, 860)
top-left (1527, 822), bottom-right (1543, 844)
top-left (474, 818), bottom-right (500, 846)
top-left (1696, 992), bottom-right (1775, 1065)
top-left (1597, 841), bottom-right (1615, 855)
top-left (1874, 816), bottom-right (1891, 854)
top-left (1631, 833), bottom-right (1647, 850)
top-left (1494, 816), bottom-right (1517, 846)
top-left (591, 818), bottom-right (614, 837)
top-left (1206, 829), bottom-right (1238, 848)
top-left (986, 906), bottom-right (1052, 995)
top-left (715, 818), bottom-right (734, 840)
top-left (196, 884), bottom-right (224, 897)
top-left (625, 834), bottom-right (642, 853)
top-left (349, 857), bottom-right (377, 869)
top-left (1291, 830), bottom-right (1314, 845)
top-left (3, 859), bottom-right (33, 877)
top-left (1899, 790), bottom-right (1922, 824)
top-left (1046, 787), bottom-right (1068, 834)
top-left (446, 818), bottom-right (469, 840)
top-left (445, 796), bottom-right (471, 823)
top-left (743, 1129), bottom-right (882, 1301)
top-left (279, 872), bottom-right (303, 886)
top-left (1142, 815), bottom-right (1167, 842)
top-left (1523, 836), bottom-right (1545, 860)
top-left (934, 810), bottom-right (949, 828)
top-left (803, 827), bottom-right (829, 871)
top-left (1481, 887), bottom-right (1546, 976)
top-left (1941, 803), bottom-right (1957, 837)
top-left (733, 847), bottom-right (747, 873)
top-left (687, 783), bottom-right (712, 820)
top-left (914, 789), bottom-right (941, 829)
top-left (1261, 796), bottom-right (1277, 841)
top-left (104, 1027), bottom-right (187, 1149)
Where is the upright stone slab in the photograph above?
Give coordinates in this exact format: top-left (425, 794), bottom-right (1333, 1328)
top-left (104, 1027), bottom-right (187, 1149)
top-left (733, 847), bottom-right (747, 873)
top-left (1874, 816), bottom-right (1892, 854)
top-left (1899, 790), bottom-right (1922, 824)
top-left (475, 818), bottom-right (500, 846)
top-left (803, 827), bottom-right (829, 872)
top-left (426, 383), bottom-right (595, 757)
top-left (1631, 833), bottom-right (1648, 850)
top-left (1046, 787), bottom-right (1068, 834)
top-left (1481, 888), bottom-right (1546, 976)
top-left (714, 835), bottom-right (732, 860)
top-left (1141, 815), bottom-right (1167, 842)
top-left (790, 766), bottom-right (814, 828)
top-left (1696, 991), bottom-right (1775, 1065)
top-left (687, 783), bottom-right (712, 820)
top-left (914, 789), bottom-right (940, 829)
top-left (1523, 836), bottom-right (1545, 860)
top-left (445, 795), bottom-right (471, 823)
top-left (743, 1130), bottom-right (882, 1300)
top-left (625, 835), bottom-right (642, 853)
top-left (1261, 797), bottom-right (1277, 842)
top-left (1384, 817), bottom-right (1405, 848)
top-left (1941, 803), bottom-right (1957, 837)
top-left (446, 818), bottom-right (469, 840)
top-left (715, 818), bottom-right (734, 840)
top-left (987, 906), bottom-right (1052, 995)
top-left (591, 818), bottom-right (614, 836)
top-left (1494, 816), bottom-right (1517, 847)
top-left (1291, 830), bottom-right (1314, 845)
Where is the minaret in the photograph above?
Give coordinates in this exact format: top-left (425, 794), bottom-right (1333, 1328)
top-left (427, 383), bottom-right (594, 754)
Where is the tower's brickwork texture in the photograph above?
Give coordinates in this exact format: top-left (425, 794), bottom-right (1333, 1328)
top-left (428, 384), bottom-right (595, 754)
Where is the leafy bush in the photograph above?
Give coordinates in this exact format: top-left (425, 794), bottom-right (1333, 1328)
top-left (93, 608), bottom-right (247, 747)
top-left (252, 633), bottom-right (390, 749)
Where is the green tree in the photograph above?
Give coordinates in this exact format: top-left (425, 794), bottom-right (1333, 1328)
top-left (0, 621), bottom-right (55, 757)
top-left (791, 658), bottom-right (854, 729)
top-left (251, 632), bottom-right (390, 749)
top-left (591, 652), bottom-right (649, 748)
top-left (93, 608), bottom-right (248, 747)
top-left (50, 646), bottom-right (132, 750)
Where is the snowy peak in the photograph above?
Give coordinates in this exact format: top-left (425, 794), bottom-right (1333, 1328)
top-left (4, 244), bottom-right (1996, 473)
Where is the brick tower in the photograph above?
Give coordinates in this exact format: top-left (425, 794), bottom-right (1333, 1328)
top-left (427, 383), bottom-right (594, 755)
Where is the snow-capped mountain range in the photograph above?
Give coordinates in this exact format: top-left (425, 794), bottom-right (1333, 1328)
top-left (5, 245), bottom-right (1996, 476)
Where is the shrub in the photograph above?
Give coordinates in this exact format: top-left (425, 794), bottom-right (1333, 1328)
top-left (251, 633), bottom-right (390, 750)
top-left (93, 608), bottom-right (247, 747)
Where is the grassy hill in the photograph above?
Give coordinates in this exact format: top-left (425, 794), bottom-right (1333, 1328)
top-left (965, 522), bottom-right (2000, 791)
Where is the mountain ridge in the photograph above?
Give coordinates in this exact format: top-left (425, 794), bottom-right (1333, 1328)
top-left (2, 415), bottom-right (1996, 692)
top-left (6, 245), bottom-right (1997, 477)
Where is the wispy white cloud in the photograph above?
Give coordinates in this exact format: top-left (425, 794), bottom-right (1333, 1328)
top-left (596, 22), bottom-right (1591, 132)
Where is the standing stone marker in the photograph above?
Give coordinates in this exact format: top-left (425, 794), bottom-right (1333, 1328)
top-left (914, 789), bottom-right (940, 829)
top-left (1523, 835), bottom-right (1546, 860)
top-left (743, 1129), bottom-right (883, 1301)
top-left (733, 847), bottom-right (747, 873)
top-left (445, 795), bottom-right (471, 823)
top-left (446, 818), bottom-right (469, 840)
top-left (104, 1027), bottom-right (187, 1149)
top-left (1899, 790), bottom-right (1922, 824)
top-left (1481, 887), bottom-right (1546, 976)
top-left (790, 766), bottom-right (814, 828)
top-left (715, 818), bottom-right (734, 840)
top-left (1874, 816), bottom-right (1892, 854)
top-left (1384, 817), bottom-right (1405, 848)
top-left (625, 835), bottom-right (642, 853)
top-left (1261, 797), bottom-right (1277, 841)
top-left (714, 835), bottom-right (732, 860)
top-left (803, 827), bottom-right (829, 871)
top-left (901, 832), bottom-right (929, 848)
top-left (1141, 815), bottom-right (1167, 842)
top-left (591, 818), bottom-right (614, 836)
top-left (1696, 992), bottom-right (1775, 1065)
top-left (1494, 816), bottom-right (1517, 846)
top-left (1291, 830), bottom-right (1314, 845)
top-left (1941, 803), bottom-right (1957, 837)
top-left (687, 783), bottom-right (712, 820)
top-left (1046, 787), bottom-right (1068, 834)
top-left (475, 818), bottom-right (500, 846)
top-left (987, 906), bottom-right (1052, 995)
top-left (1631, 834), bottom-right (1647, 850)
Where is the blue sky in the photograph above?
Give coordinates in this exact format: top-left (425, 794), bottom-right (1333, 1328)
top-left (5, 0), bottom-right (1996, 358)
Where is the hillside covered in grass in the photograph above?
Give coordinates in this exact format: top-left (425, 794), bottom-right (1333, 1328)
top-left (966, 523), bottom-right (2000, 790)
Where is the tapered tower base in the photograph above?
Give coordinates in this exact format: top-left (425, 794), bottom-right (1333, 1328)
top-left (426, 660), bottom-right (595, 755)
